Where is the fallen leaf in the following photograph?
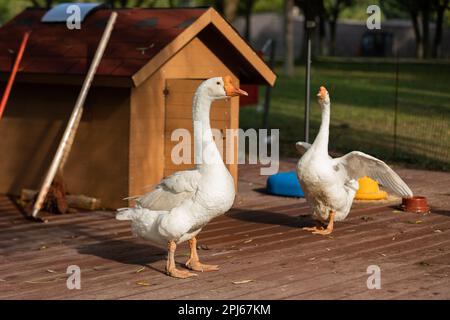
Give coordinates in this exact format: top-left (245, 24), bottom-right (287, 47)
top-left (392, 237), bottom-right (396, 241)
top-left (136, 281), bottom-right (151, 286)
top-left (434, 229), bottom-right (442, 233)
top-left (232, 280), bottom-right (253, 285)
top-left (39, 245), bottom-right (47, 250)
top-left (25, 279), bottom-right (58, 284)
top-left (244, 239), bottom-right (253, 244)
top-left (308, 257), bottom-right (316, 261)
top-left (93, 266), bottom-right (107, 271)
top-left (212, 251), bottom-right (233, 256)
top-left (200, 244), bottom-right (210, 250)
top-left (46, 269), bottom-right (57, 273)
top-left (415, 220), bottom-right (423, 224)
top-left (392, 210), bottom-right (403, 214)
top-left (418, 261), bottom-right (431, 267)
top-left (136, 267), bottom-right (145, 273)
top-left (379, 253), bottom-right (387, 257)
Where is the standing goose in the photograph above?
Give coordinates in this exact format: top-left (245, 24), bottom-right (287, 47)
top-left (296, 86), bottom-right (413, 235)
top-left (117, 76), bottom-right (247, 278)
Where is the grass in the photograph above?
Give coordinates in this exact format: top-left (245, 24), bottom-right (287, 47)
top-left (240, 58), bottom-right (450, 171)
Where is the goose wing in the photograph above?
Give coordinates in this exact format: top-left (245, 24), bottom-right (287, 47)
top-left (333, 151), bottom-right (413, 197)
top-left (135, 169), bottom-right (201, 211)
top-left (295, 141), bottom-right (312, 154)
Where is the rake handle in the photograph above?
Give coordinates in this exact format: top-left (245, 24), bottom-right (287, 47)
top-left (31, 12), bottom-right (118, 218)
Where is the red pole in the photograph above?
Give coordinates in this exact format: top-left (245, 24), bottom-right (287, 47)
top-left (0, 31), bottom-right (30, 120)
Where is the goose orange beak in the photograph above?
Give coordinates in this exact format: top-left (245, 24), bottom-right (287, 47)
top-left (317, 86), bottom-right (328, 100)
top-left (223, 75), bottom-right (248, 97)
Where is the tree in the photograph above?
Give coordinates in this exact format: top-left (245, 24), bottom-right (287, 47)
top-left (283, 0), bottom-right (294, 76)
top-left (30, 0), bottom-right (58, 9)
top-left (295, 0), bottom-right (324, 59)
top-left (323, 0), bottom-right (354, 56)
top-left (381, 0), bottom-right (433, 59)
top-left (432, 0), bottom-right (450, 58)
top-left (107, 0), bottom-right (159, 8)
top-left (317, 0), bottom-right (328, 56)
top-left (215, 0), bottom-right (240, 22)
top-left (0, 0), bottom-right (9, 25)
top-left (242, 0), bottom-right (255, 42)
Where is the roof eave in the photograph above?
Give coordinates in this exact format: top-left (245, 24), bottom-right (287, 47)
top-left (131, 7), bottom-right (276, 88)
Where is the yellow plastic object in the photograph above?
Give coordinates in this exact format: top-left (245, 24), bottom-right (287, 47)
top-left (355, 176), bottom-right (387, 200)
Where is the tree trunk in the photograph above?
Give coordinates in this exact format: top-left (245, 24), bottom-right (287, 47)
top-left (284, 0), bottom-right (295, 77)
top-left (432, 0), bottom-right (449, 58)
top-left (421, 1), bottom-right (430, 58)
top-left (318, 13), bottom-right (327, 56)
top-left (244, 0), bottom-right (254, 42)
top-left (222, 0), bottom-right (239, 22)
top-left (411, 11), bottom-right (424, 59)
top-left (328, 18), bottom-right (337, 56)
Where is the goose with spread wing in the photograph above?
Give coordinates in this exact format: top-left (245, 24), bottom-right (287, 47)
top-left (117, 76), bottom-right (247, 278)
top-left (296, 86), bottom-right (413, 235)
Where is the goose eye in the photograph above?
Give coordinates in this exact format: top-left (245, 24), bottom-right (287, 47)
top-left (216, 82), bottom-right (220, 85)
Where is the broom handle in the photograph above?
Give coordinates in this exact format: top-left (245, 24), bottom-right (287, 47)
top-left (0, 32), bottom-right (30, 120)
top-left (31, 12), bottom-right (118, 218)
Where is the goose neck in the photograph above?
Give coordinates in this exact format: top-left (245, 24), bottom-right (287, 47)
top-left (313, 104), bottom-right (330, 153)
top-left (192, 88), bottom-right (222, 168)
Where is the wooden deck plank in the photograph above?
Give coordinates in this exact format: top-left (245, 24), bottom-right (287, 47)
top-left (0, 160), bottom-right (449, 299)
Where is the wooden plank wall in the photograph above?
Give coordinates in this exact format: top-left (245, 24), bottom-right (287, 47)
top-left (0, 83), bottom-right (131, 208)
top-left (164, 78), bottom-right (234, 178)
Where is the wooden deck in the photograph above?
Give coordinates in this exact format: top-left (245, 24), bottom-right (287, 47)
top-left (1, 159), bottom-right (449, 300)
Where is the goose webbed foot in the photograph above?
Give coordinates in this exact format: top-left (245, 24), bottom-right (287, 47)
top-left (311, 211), bottom-right (335, 236)
top-left (166, 240), bottom-right (198, 279)
top-left (302, 221), bottom-right (325, 232)
top-left (312, 227), bottom-right (333, 235)
top-left (302, 226), bottom-right (324, 232)
top-left (167, 267), bottom-right (198, 279)
top-left (185, 237), bottom-right (219, 272)
top-left (186, 259), bottom-right (220, 272)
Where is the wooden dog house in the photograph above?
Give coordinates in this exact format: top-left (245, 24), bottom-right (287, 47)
top-left (0, 7), bottom-right (276, 208)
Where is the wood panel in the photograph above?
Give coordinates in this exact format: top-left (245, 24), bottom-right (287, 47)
top-left (164, 78), bottom-right (233, 178)
top-left (129, 37), bottom-right (239, 200)
top-left (0, 83), bottom-right (130, 208)
top-left (166, 104), bottom-right (229, 121)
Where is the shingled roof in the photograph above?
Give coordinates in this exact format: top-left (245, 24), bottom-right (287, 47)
top-left (0, 7), bottom-right (276, 87)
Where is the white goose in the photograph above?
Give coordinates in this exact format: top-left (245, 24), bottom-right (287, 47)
top-left (296, 86), bottom-right (413, 235)
top-left (117, 76), bottom-right (247, 278)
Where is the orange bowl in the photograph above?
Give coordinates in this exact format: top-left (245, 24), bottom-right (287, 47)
top-left (401, 196), bottom-right (430, 213)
